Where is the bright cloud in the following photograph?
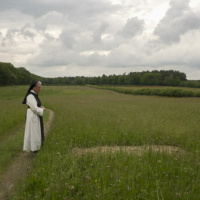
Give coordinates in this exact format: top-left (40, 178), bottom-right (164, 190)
top-left (0, 0), bottom-right (200, 79)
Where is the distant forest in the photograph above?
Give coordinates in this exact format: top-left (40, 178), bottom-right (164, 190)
top-left (1, 62), bottom-right (200, 87)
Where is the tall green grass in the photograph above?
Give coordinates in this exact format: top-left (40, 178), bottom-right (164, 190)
top-left (1, 86), bottom-right (200, 199)
top-left (0, 86), bottom-right (26, 175)
top-left (90, 85), bottom-right (200, 97)
top-left (0, 86), bottom-right (49, 175)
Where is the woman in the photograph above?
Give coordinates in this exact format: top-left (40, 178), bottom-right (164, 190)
top-left (22, 80), bottom-right (45, 154)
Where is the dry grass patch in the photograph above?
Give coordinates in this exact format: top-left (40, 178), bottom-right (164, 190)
top-left (72, 145), bottom-right (186, 156)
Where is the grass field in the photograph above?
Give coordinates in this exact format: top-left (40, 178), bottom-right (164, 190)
top-left (0, 86), bottom-right (49, 175)
top-left (1, 85), bottom-right (200, 199)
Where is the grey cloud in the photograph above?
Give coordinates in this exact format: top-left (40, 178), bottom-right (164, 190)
top-left (87, 53), bottom-right (107, 64)
top-left (20, 25), bottom-right (35, 38)
top-left (60, 28), bottom-right (76, 49)
top-left (0, 0), bottom-right (48, 17)
top-left (119, 17), bottom-right (144, 38)
top-left (0, 0), bottom-right (118, 22)
top-left (167, 0), bottom-right (189, 18)
top-left (28, 35), bottom-right (79, 67)
top-left (92, 22), bottom-right (109, 43)
top-left (0, 0), bottom-right (122, 52)
top-left (0, 25), bottom-right (35, 46)
top-left (154, 0), bottom-right (200, 43)
top-left (34, 11), bottom-right (64, 30)
top-left (29, 48), bottom-right (77, 67)
top-left (2, 0), bottom-right (200, 80)
top-left (1, 29), bottom-right (18, 44)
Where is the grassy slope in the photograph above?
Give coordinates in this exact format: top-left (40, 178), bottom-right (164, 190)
top-left (1, 86), bottom-right (200, 199)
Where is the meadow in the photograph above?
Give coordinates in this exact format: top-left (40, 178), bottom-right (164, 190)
top-left (1, 85), bottom-right (200, 199)
top-left (0, 86), bottom-right (49, 176)
top-left (0, 86), bottom-right (28, 175)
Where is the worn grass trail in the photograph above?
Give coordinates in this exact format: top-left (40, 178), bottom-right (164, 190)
top-left (0, 109), bottom-right (54, 200)
top-left (0, 86), bottom-right (27, 175)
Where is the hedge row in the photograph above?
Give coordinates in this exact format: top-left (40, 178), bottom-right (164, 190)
top-left (118, 88), bottom-right (197, 97)
top-left (90, 86), bottom-right (200, 97)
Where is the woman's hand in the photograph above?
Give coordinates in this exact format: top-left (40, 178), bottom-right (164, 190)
top-left (40, 106), bottom-right (46, 111)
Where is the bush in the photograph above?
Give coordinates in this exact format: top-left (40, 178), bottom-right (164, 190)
top-left (91, 86), bottom-right (197, 98)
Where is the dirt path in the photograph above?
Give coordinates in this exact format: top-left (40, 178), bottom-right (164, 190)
top-left (0, 109), bottom-right (54, 200)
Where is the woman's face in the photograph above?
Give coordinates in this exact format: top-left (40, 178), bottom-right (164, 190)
top-left (33, 83), bottom-right (42, 93)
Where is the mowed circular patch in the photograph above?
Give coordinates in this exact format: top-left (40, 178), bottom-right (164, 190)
top-left (72, 145), bottom-right (186, 156)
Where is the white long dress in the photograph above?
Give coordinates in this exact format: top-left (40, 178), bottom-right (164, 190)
top-left (23, 94), bottom-right (44, 152)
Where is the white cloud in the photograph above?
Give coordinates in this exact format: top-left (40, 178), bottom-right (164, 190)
top-left (0, 0), bottom-right (200, 79)
top-left (0, 9), bottom-right (34, 33)
top-left (119, 17), bottom-right (145, 38)
top-left (154, 0), bottom-right (200, 43)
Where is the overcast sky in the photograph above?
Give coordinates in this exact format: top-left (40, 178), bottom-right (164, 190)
top-left (1, 0), bottom-right (200, 79)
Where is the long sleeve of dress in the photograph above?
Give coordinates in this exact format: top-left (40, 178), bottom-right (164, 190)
top-left (26, 94), bottom-right (44, 116)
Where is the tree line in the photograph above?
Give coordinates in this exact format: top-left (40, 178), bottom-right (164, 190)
top-left (0, 62), bottom-right (41, 85)
top-left (1, 62), bottom-right (200, 87)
